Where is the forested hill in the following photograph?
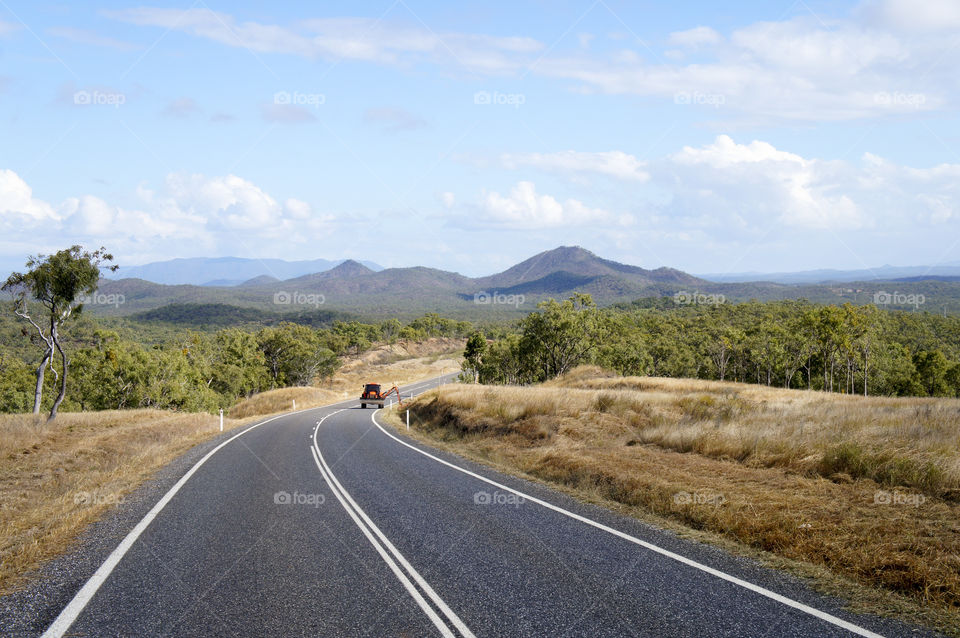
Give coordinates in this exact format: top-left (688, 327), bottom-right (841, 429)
top-left (87, 246), bottom-right (960, 319)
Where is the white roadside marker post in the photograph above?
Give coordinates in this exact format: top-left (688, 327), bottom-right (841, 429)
top-left (406, 410), bottom-right (410, 431)
top-left (219, 408), bottom-right (223, 432)
top-left (293, 399), bottom-right (296, 410)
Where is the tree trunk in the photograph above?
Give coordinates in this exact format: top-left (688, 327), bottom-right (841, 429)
top-left (33, 348), bottom-right (52, 414)
top-left (863, 344), bottom-right (869, 397)
top-left (49, 336), bottom-right (68, 421)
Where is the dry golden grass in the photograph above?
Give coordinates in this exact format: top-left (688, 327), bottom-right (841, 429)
top-left (549, 367), bottom-right (960, 499)
top-left (0, 337), bottom-right (464, 596)
top-left (0, 409), bottom-right (256, 596)
top-left (388, 367), bottom-right (960, 629)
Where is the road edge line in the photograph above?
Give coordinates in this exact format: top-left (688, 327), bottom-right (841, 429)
top-left (41, 405), bottom-right (328, 638)
top-left (369, 410), bottom-right (885, 638)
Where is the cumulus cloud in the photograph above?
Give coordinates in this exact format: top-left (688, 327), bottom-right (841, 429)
top-left (663, 135), bottom-right (865, 230)
top-left (500, 150), bottom-right (649, 182)
top-left (457, 135), bottom-right (960, 236)
top-left (0, 170), bottom-right (59, 228)
top-left (0, 169), bottom-right (333, 263)
top-left (472, 181), bottom-right (621, 228)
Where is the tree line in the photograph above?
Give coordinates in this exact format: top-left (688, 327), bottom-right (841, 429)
top-left (463, 294), bottom-right (960, 397)
top-left (1, 246), bottom-right (473, 416)
top-left (0, 314), bottom-right (473, 415)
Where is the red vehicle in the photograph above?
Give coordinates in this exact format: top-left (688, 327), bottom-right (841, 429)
top-left (360, 383), bottom-right (402, 409)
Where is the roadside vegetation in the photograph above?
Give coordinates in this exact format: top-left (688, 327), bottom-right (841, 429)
top-left (389, 373), bottom-right (960, 631)
top-left (0, 305), bottom-right (471, 416)
top-left (464, 294), bottom-right (960, 398)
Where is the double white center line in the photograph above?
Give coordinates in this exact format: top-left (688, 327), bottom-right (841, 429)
top-left (310, 410), bottom-right (475, 638)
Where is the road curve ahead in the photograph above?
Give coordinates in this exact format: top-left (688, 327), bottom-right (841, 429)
top-left (42, 377), bottom-right (933, 638)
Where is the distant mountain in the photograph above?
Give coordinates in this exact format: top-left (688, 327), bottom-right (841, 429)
top-left (476, 246), bottom-right (703, 289)
top-left (240, 275), bottom-right (280, 286)
top-left (93, 246), bottom-right (713, 318)
top-left (91, 246), bottom-right (960, 320)
top-left (700, 263), bottom-right (960, 284)
top-left (110, 257), bottom-right (383, 286)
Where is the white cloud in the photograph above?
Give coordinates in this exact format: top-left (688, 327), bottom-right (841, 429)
top-left (663, 135), bottom-right (865, 229)
top-left (105, 9), bottom-right (542, 73)
top-left (162, 173), bottom-right (283, 230)
top-left (471, 136), bottom-right (960, 237)
top-left (500, 150), bottom-right (649, 182)
top-left (668, 26), bottom-right (722, 48)
top-left (475, 181), bottom-right (616, 228)
top-left (0, 170), bottom-right (58, 227)
top-left (99, 4), bottom-right (960, 123)
top-left (535, 11), bottom-right (953, 122)
top-left (655, 135), bottom-right (960, 231)
top-left (859, 0), bottom-right (960, 32)
top-left (284, 198), bottom-right (312, 219)
top-left (0, 169), bottom-right (333, 264)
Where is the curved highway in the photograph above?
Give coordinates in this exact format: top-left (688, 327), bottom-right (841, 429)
top-left (39, 377), bottom-right (933, 638)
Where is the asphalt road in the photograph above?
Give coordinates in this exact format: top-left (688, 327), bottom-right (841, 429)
top-left (36, 376), bottom-right (937, 638)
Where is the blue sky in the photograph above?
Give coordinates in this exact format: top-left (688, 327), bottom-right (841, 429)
top-left (1, 0), bottom-right (959, 277)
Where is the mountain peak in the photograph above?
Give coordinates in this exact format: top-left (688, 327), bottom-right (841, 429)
top-left (474, 245), bottom-right (704, 290)
top-left (324, 259), bottom-right (374, 278)
top-left (240, 274), bottom-right (280, 287)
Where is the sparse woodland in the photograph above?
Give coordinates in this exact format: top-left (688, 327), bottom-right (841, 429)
top-left (0, 310), bottom-right (472, 414)
top-left (464, 294), bottom-right (960, 398)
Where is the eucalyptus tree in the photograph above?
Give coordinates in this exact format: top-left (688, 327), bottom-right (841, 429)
top-left (2, 246), bottom-right (116, 419)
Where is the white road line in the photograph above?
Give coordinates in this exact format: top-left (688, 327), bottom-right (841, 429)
top-left (39, 376), bottom-right (451, 638)
top-left (369, 411), bottom-right (885, 638)
top-left (311, 412), bottom-right (476, 638)
top-left (41, 405), bottom-right (338, 638)
top-left (309, 445), bottom-right (455, 638)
